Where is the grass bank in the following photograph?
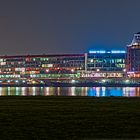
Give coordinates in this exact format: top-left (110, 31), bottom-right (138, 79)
top-left (0, 96), bottom-right (140, 139)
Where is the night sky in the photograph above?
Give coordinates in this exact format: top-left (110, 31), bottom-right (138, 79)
top-left (0, 0), bottom-right (140, 55)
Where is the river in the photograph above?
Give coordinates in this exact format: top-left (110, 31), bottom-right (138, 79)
top-left (0, 86), bottom-right (140, 96)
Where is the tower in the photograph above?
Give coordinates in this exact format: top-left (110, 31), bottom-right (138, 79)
top-left (126, 32), bottom-right (140, 77)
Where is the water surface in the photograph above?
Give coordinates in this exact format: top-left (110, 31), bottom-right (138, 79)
top-left (0, 87), bottom-right (140, 97)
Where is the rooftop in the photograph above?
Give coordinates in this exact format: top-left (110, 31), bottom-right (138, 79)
top-left (136, 32), bottom-right (140, 34)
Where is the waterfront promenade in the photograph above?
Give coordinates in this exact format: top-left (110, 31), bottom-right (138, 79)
top-left (0, 82), bottom-right (140, 87)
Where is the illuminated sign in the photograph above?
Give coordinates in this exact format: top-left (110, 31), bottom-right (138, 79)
top-left (89, 50), bottom-right (126, 54)
top-left (81, 72), bottom-right (124, 78)
top-left (111, 50), bottom-right (126, 53)
top-left (89, 50), bottom-right (106, 54)
top-left (15, 68), bottom-right (25, 72)
top-left (42, 64), bottom-right (53, 68)
top-left (127, 71), bottom-right (135, 74)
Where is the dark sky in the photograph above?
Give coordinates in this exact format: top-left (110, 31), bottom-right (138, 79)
top-left (0, 0), bottom-right (140, 55)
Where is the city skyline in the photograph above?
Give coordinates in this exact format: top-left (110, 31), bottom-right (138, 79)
top-left (0, 0), bottom-right (140, 55)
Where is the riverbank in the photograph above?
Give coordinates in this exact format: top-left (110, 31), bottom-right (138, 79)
top-left (0, 96), bottom-right (140, 139)
top-left (0, 82), bottom-right (140, 87)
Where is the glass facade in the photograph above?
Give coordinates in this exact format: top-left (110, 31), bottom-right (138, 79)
top-left (0, 54), bottom-right (85, 81)
top-left (87, 50), bottom-right (125, 71)
top-left (0, 50), bottom-right (127, 83)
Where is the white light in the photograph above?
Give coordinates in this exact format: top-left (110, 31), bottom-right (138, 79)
top-left (111, 50), bottom-right (126, 53)
top-left (71, 80), bottom-right (75, 83)
top-left (107, 51), bottom-right (111, 53)
top-left (123, 69), bottom-right (126, 72)
top-left (32, 75), bottom-right (36, 77)
top-left (97, 51), bottom-right (106, 53)
top-left (71, 69), bottom-right (74, 72)
top-left (47, 64), bottom-right (53, 67)
top-left (125, 80), bottom-right (130, 83)
top-left (15, 80), bottom-right (18, 83)
top-left (127, 71), bottom-right (134, 74)
top-left (89, 51), bottom-right (97, 53)
top-left (89, 50), bottom-right (126, 54)
top-left (102, 79), bottom-right (106, 83)
top-left (89, 50), bottom-right (106, 54)
top-left (90, 59), bottom-right (94, 63)
top-left (97, 69), bottom-right (100, 72)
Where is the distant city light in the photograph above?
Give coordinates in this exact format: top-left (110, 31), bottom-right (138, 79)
top-left (71, 69), bottom-right (74, 72)
top-left (123, 69), bottom-right (126, 72)
top-left (102, 79), bottom-right (106, 83)
top-left (125, 80), bottom-right (130, 83)
top-left (71, 80), bottom-right (76, 83)
top-left (90, 59), bottom-right (94, 63)
top-left (40, 81), bottom-right (44, 84)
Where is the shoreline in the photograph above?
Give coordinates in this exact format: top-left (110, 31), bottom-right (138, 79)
top-left (0, 82), bottom-right (140, 87)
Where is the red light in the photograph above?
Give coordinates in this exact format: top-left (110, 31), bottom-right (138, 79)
top-left (26, 57), bottom-right (30, 62)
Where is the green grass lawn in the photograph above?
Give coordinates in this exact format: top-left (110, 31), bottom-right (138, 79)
top-left (0, 96), bottom-right (140, 140)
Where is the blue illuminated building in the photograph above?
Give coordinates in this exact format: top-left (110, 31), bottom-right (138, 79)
top-left (86, 50), bottom-right (126, 71)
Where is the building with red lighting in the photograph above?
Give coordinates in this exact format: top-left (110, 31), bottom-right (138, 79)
top-left (0, 54), bottom-right (85, 84)
top-left (126, 32), bottom-right (140, 78)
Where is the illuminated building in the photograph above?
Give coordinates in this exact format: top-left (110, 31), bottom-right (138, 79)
top-left (86, 50), bottom-right (125, 71)
top-left (0, 54), bottom-right (85, 83)
top-left (126, 32), bottom-right (140, 78)
top-left (0, 50), bottom-right (127, 84)
top-left (81, 50), bottom-right (126, 80)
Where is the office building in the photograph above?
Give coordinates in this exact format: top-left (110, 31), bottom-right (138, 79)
top-left (126, 32), bottom-right (140, 78)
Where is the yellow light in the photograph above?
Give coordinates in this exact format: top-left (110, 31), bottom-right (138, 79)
top-left (102, 79), bottom-right (106, 83)
top-left (32, 81), bottom-right (36, 84)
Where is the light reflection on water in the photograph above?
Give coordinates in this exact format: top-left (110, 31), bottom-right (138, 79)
top-left (0, 87), bottom-right (140, 97)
